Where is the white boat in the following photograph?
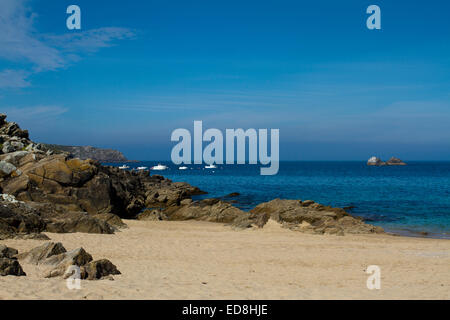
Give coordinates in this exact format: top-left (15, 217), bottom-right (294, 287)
top-left (179, 166), bottom-right (188, 170)
top-left (118, 165), bottom-right (130, 169)
top-left (137, 166), bottom-right (148, 170)
top-left (151, 164), bottom-right (168, 171)
top-left (204, 164), bottom-right (217, 169)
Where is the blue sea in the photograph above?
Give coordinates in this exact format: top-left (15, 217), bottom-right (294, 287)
top-left (109, 161), bottom-right (450, 239)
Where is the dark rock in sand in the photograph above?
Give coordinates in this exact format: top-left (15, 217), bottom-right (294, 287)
top-left (0, 244), bottom-right (26, 276)
top-left (0, 258), bottom-right (26, 276)
top-left (80, 259), bottom-right (121, 280)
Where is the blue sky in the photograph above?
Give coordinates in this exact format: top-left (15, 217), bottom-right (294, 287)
top-left (0, 0), bottom-right (449, 160)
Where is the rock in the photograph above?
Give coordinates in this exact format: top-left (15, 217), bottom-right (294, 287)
top-left (95, 213), bottom-right (127, 229)
top-left (44, 211), bottom-right (115, 234)
top-left (386, 157), bottom-right (407, 165)
top-left (0, 151), bottom-right (29, 166)
top-left (80, 259), bottom-right (121, 280)
top-left (250, 199), bottom-right (384, 235)
top-left (0, 193), bottom-right (19, 203)
top-left (0, 245), bottom-right (18, 259)
top-left (0, 258), bottom-right (26, 276)
top-left (301, 200), bottom-right (315, 207)
top-left (367, 156), bottom-right (386, 166)
top-left (17, 242), bottom-right (67, 265)
top-left (0, 160), bottom-right (17, 177)
top-left (137, 209), bottom-right (168, 221)
top-left (367, 156), bottom-right (406, 166)
top-left (44, 247), bottom-right (93, 268)
top-left (223, 192), bottom-right (240, 198)
top-left (165, 199), bottom-right (248, 223)
top-left (231, 211), bottom-right (270, 229)
top-left (0, 200), bottom-right (47, 239)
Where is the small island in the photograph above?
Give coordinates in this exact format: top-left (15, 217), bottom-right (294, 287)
top-left (367, 156), bottom-right (407, 166)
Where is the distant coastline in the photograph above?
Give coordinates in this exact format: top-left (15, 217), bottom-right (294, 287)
top-left (42, 144), bottom-right (137, 163)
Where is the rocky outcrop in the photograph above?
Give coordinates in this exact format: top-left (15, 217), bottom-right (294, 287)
top-left (1, 153), bottom-right (204, 218)
top-left (385, 157), bottom-right (407, 165)
top-left (0, 196), bottom-right (118, 239)
top-left (160, 197), bottom-right (382, 235)
top-left (0, 245), bottom-right (26, 276)
top-left (367, 156), bottom-right (406, 166)
top-left (250, 199), bottom-right (384, 235)
top-left (17, 242), bottom-right (120, 280)
top-left (367, 156), bottom-right (385, 166)
top-left (42, 144), bottom-right (129, 163)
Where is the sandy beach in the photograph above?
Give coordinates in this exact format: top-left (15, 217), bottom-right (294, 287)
top-left (1, 219), bottom-right (449, 300)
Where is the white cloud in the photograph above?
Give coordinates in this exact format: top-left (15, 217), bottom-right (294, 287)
top-left (0, 0), bottom-right (135, 88)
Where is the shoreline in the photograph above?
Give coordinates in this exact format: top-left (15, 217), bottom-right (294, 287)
top-left (1, 219), bottom-right (449, 300)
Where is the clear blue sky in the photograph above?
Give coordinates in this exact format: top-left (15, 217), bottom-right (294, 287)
top-left (1, 0), bottom-right (449, 160)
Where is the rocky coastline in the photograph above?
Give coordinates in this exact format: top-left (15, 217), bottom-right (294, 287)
top-left (0, 113), bottom-right (383, 278)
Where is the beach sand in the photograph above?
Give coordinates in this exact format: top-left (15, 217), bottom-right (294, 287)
top-left (1, 219), bottom-right (449, 300)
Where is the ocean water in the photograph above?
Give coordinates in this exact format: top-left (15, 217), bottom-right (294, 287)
top-left (110, 161), bottom-right (450, 239)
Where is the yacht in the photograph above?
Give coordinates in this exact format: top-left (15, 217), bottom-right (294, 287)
top-left (136, 166), bottom-right (148, 170)
top-left (179, 166), bottom-right (188, 170)
top-left (118, 164), bottom-right (130, 170)
top-left (204, 164), bottom-right (217, 169)
top-left (151, 164), bottom-right (168, 171)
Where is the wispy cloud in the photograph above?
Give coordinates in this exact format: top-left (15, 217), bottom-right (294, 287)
top-left (0, 70), bottom-right (30, 88)
top-left (2, 106), bottom-right (69, 120)
top-left (0, 0), bottom-right (135, 87)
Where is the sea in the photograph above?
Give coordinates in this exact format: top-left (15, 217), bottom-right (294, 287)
top-left (107, 161), bottom-right (450, 239)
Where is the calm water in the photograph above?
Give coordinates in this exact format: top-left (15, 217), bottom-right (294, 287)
top-left (109, 161), bottom-right (450, 239)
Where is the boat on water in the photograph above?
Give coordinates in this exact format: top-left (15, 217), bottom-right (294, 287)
top-left (119, 165), bottom-right (130, 169)
top-left (204, 164), bottom-right (217, 169)
top-left (136, 166), bottom-right (148, 170)
top-left (151, 164), bottom-right (168, 171)
top-left (179, 166), bottom-right (188, 170)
